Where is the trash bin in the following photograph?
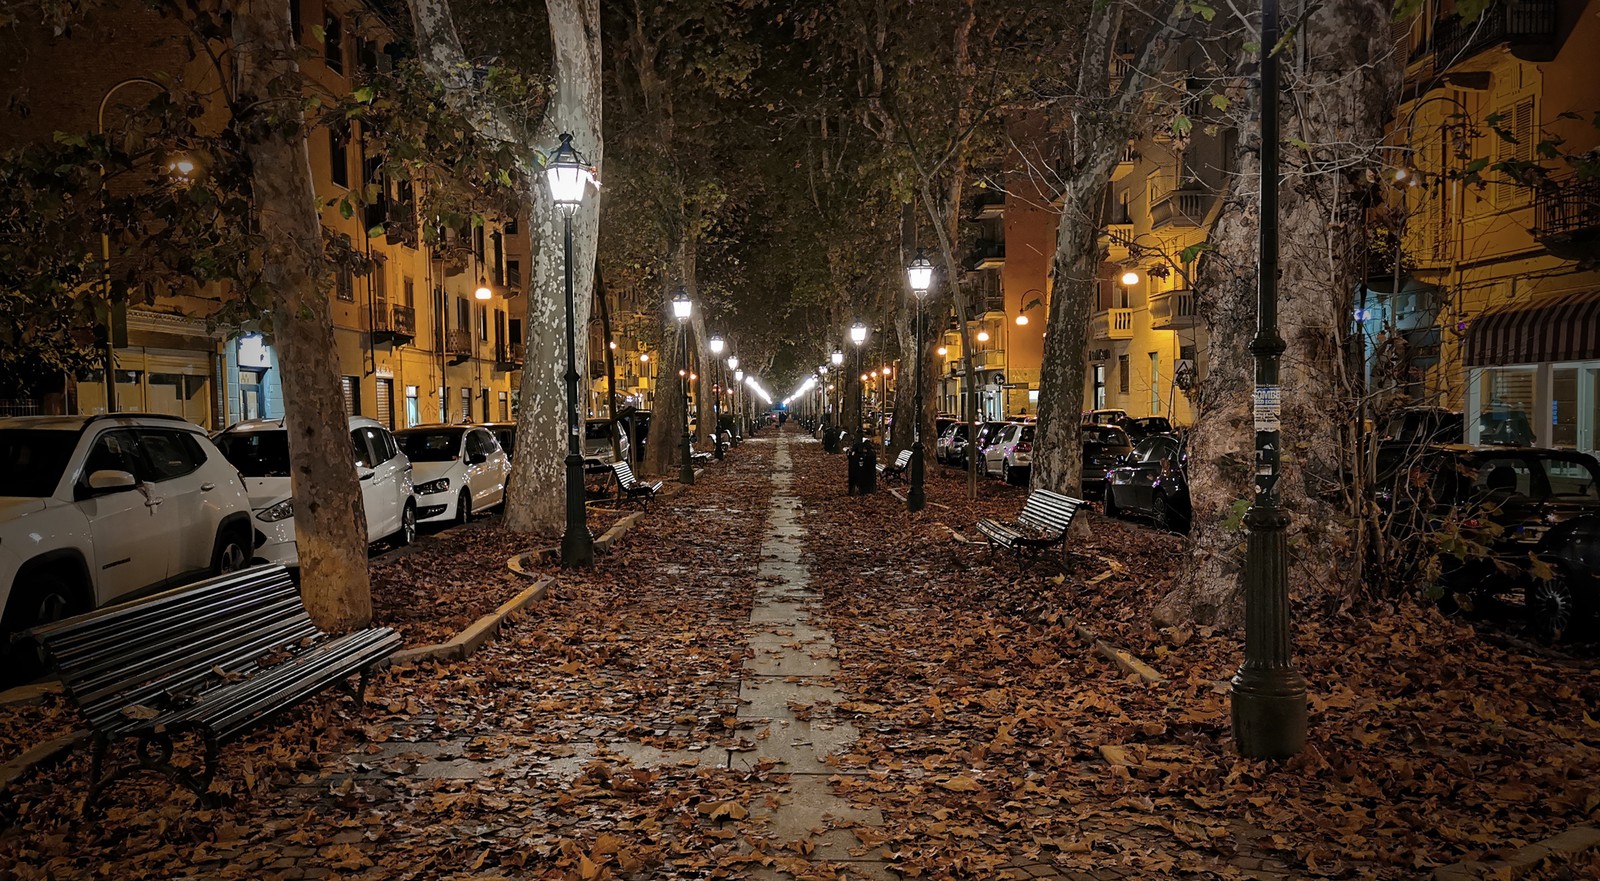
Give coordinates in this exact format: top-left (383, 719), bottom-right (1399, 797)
top-left (848, 436), bottom-right (877, 496)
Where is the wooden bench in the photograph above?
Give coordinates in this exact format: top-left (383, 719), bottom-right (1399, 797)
top-left (877, 448), bottom-right (913, 483)
top-left (611, 460), bottom-right (662, 507)
top-left (976, 489), bottom-right (1085, 565)
top-left (21, 565), bottom-right (398, 805)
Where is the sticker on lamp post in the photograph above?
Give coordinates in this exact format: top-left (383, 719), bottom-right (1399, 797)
top-left (1252, 385), bottom-right (1281, 432)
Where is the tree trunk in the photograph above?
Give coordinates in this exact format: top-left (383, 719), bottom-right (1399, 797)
top-left (233, 0), bottom-right (370, 629)
top-left (1155, 0), bottom-right (1394, 627)
top-left (1030, 183), bottom-right (1103, 497)
top-left (504, 0), bottom-right (603, 535)
top-left (596, 263), bottom-right (622, 462)
top-left (644, 231), bottom-right (693, 476)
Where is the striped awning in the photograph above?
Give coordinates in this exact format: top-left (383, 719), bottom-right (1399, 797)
top-left (1464, 290), bottom-right (1600, 367)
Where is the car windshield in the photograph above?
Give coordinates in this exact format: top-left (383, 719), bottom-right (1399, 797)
top-left (0, 429), bottom-right (77, 497)
top-left (216, 431), bottom-right (292, 477)
top-left (1084, 426), bottom-right (1129, 446)
top-left (396, 429), bottom-right (464, 462)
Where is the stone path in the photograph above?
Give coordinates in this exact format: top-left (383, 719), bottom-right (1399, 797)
top-left (735, 431), bottom-right (888, 880)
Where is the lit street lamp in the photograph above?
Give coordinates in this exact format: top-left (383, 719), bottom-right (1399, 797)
top-left (850, 322), bottom-right (867, 433)
top-left (545, 132), bottom-right (596, 568)
top-left (1232, 0), bottom-right (1307, 758)
top-left (906, 249), bottom-right (933, 512)
top-left (727, 355), bottom-right (742, 443)
top-left (672, 289), bottom-right (695, 485)
top-left (709, 335), bottom-right (726, 457)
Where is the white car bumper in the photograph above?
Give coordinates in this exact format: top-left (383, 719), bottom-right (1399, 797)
top-left (252, 517), bottom-right (300, 568)
top-left (415, 485), bottom-right (458, 523)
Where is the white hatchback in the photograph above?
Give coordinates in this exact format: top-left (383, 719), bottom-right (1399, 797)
top-left (214, 416), bottom-right (416, 568)
top-left (395, 425), bottom-right (509, 524)
top-left (983, 422), bottom-right (1034, 485)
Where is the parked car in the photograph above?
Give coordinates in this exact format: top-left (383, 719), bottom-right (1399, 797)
top-left (482, 422), bottom-right (517, 455)
top-left (215, 416), bottom-right (415, 569)
top-left (973, 421), bottom-right (1009, 459)
top-left (936, 415), bottom-right (959, 440)
top-left (583, 418), bottom-right (631, 467)
top-left (937, 422), bottom-right (970, 464)
top-left (1380, 407), bottom-right (1462, 446)
top-left (983, 423), bottom-right (1035, 485)
top-left (0, 414), bottom-right (254, 675)
top-left (1126, 416), bottom-right (1175, 441)
top-left (1083, 409), bottom-right (1131, 428)
top-left (1376, 444), bottom-right (1600, 640)
top-left (1105, 433), bottom-right (1190, 532)
top-left (619, 409), bottom-right (651, 463)
top-left (395, 425), bottom-right (509, 524)
top-left (1081, 424), bottom-right (1134, 501)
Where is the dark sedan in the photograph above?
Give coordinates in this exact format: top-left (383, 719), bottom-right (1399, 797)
top-left (1105, 433), bottom-right (1189, 532)
top-left (1080, 424), bottom-right (1133, 501)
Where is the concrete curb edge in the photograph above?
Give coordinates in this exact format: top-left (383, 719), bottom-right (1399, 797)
top-left (0, 730), bottom-right (90, 802)
top-left (386, 576), bottom-right (554, 668)
top-left (1071, 620), bottom-right (1165, 685)
top-left (1433, 825), bottom-right (1600, 880)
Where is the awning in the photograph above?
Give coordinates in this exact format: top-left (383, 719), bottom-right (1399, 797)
top-left (1464, 290), bottom-right (1600, 367)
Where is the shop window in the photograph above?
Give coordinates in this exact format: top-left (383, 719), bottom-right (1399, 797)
top-left (460, 388), bottom-right (471, 423)
top-left (499, 391), bottom-right (509, 422)
top-left (1554, 367), bottom-right (1578, 449)
top-left (1118, 354), bottom-right (1130, 395)
top-left (342, 376), bottom-right (360, 416)
top-left (405, 385), bottom-right (420, 427)
top-left (1092, 364), bottom-right (1106, 410)
top-left (1475, 367), bottom-right (1536, 446)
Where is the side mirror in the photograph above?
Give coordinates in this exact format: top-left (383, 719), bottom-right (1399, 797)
top-left (467, 451), bottom-right (488, 465)
top-left (84, 469), bottom-right (138, 495)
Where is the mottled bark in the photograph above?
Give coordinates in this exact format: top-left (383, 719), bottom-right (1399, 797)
top-left (644, 232), bottom-right (694, 476)
top-left (233, 0), bottom-right (370, 629)
top-left (1031, 187), bottom-right (1103, 497)
top-left (1155, 0), bottom-right (1395, 627)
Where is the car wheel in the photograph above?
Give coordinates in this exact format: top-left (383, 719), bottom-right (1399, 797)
top-left (213, 529), bottom-right (251, 575)
top-left (396, 501), bottom-right (417, 547)
top-left (2, 570), bottom-right (85, 682)
top-left (1153, 493), bottom-right (1172, 532)
top-left (457, 489), bottom-right (472, 525)
top-left (1527, 572), bottom-right (1576, 643)
top-left (1002, 461), bottom-right (1014, 485)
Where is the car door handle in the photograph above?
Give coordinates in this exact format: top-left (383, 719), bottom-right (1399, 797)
top-left (359, 472), bottom-right (375, 481)
top-left (201, 482), bottom-right (216, 492)
top-left (144, 496), bottom-right (165, 508)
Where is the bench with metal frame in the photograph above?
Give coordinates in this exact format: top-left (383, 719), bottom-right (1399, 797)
top-left (611, 460), bottom-right (663, 508)
top-left (21, 565), bottom-right (399, 805)
top-left (975, 489), bottom-right (1084, 565)
top-left (877, 448), bottom-right (913, 483)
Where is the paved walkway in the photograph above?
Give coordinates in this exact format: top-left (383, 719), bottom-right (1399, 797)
top-left (735, 432), bottom-right (888, 879)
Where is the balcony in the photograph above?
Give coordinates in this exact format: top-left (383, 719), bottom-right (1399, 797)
top-left (1150, 187), bottom-right (1215, 229)
top-left (1534, 176), bottom-right (1600, 262)
top-left (1109, 53), bottom-right (1133, 90)
top-left (1102, 223), bottom-right (1135, 261)
top-left (372, 304), bottom-right (415, 345)
top-left (443, 329), bottom-right (473, 364)
top-left (1148, 289), bottom-right (1198, 330)
top-left (496, 343), bottom-right (526, 370)
top-left (967, 238), bottom-right (1005, 270)
top-left (970, 191), bottom-right (1005, 220)
top-left (1433, 1), bottom-right (1559, 66)
top-left (1092, 307), bottom-right (1135, 341)
top-left (1111, 143), bottom-right (1139, 182)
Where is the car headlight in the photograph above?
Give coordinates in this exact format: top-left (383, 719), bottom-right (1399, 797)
top-left (416, 478), bottom-right (451, 495)
top-left (257, 499), bottom-right (294, 522)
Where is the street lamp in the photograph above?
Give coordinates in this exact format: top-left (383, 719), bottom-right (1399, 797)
top-left (672, 289), bottom-right (695, 485)
top-left (850, 322), bottom-right (867, 432)
top-left (1231, 0), bottom-right (1306, 759)
top-left (545, 132), bottom-right (596, 568)
top-left (906, 248), bottom-right (933, 512)
top-left (727, 355), bottom-right (742, 442)
top-left (709, 335), bottom-right (726, 449)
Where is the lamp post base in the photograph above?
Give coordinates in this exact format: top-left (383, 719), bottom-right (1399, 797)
top-left (907, 440), bottom-right (926, 512)
top-left (680, 437), bottom-right (695, 485)
top-left (560, 451), bottom-right (594, 568)
top-left (1231, 669), bottom-right (1307, 759)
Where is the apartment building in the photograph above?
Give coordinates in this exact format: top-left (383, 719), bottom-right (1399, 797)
top-left (1371, 0), bottom-right (1600, 453)
top-left (0, 0), bottom-right (524, 430)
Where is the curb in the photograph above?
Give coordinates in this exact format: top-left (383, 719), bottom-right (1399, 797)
top-left (595, 511), bottom-right (645, 553)
top-left (1072, 620), bottom-right (1165, 685)
top-left (385, 576), bottom-right (554, 668)
top-left (0, 730), bottom-right (90, 802)
top-left (1433, 825), bottom-right (1600, 880)
top-left (503, 509), bottom-right (647, 579)
top-left (0, 680), bottom-right (63, 707)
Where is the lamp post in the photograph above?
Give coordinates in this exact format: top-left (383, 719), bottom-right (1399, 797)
top-left (850, 322), bottom-right (867, 433)
top-left (906, 249), bottom-right (933, 512)
top-left (1231, 0), bottom-right (1307, 758)
top-left (672, 289), bottom-right (695, 485)
top-left (545, 132), bottom-right (596, 568)
top-left (727, 355), bottom-right (742, 443)
top-left (709, 335), bottom-right (726, 455)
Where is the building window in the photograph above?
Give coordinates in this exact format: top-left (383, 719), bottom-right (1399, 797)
top-left (405, 385), bottom-right (420, 427)
top-left (505, 259), bottom-right (521, 291)
top-left (498, 391), bottom-right (509, 422)
top-left (481, 389), bottom-right (490, 422)
top-left (503, 217), bottom-right (518, 235)
top-left (1149, 352), bottom-right (1160, 415)
top-left (479, 307), bottom-right (489, 341)
top-left (457, 297), bottom-right (470, 333)
top-left (1118, 354), bottom-right (1130, 395)
top-left (335, 263), bottom-right (354, 301)
top-left (329, 123), bottom-right (349, 188)
top-left (375, 378), bottom-right (393, 429)
top-left (438, 386), bottom-right (447, 423)
top-left (403, 276), bottom-right (415, 308)
top-left (1092, 364), bottom-right (1106, 410)
top-left (460, 387), bottom-right (471, 423)
top-left (341, 376), bottom-right (360, 416)
top-left (324, 12), bottom-right (345, 74)
top-left (372, 256), bottom-right (387, 308)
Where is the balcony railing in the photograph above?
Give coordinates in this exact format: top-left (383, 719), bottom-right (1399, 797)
top-left (1150, 188), bottom-right (1216, 228)
top-left (1103, 223), bottom-right (1135, 261)
top-left (372, 304), bottom-right (415, 344)
top-left (443, 329), bottom-right (473, 357)
top-left (496, 343), bottom-right (526, 368)
top-left (1092, 308), bottom-right (1135, 341)
top-left (1148, 289), bottom-right (1198, 330)
top-left (1433, 1), bottom-right (1558, 66)
top-left (970, 191), bottom-right (1005, 219)
top-left (967, 238), bottom-right (1005, 270)
top-left (1534, 176), bottom-right (1600, 261)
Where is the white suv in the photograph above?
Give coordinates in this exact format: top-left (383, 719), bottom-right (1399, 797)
top-left (394, 425), bottom-right (509, 524)
top-left (0, 414), bottom-right (253, 672)
top-left (214, 416), bottom-right (416, 569)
